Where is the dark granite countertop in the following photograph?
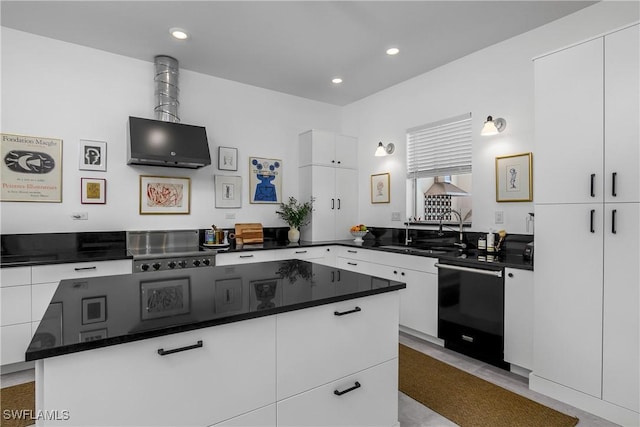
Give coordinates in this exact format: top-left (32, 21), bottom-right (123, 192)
top-left (26, 260), bottom-right (405, 361)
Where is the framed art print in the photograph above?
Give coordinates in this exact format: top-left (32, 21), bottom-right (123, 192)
top-left (371, 173), bottom-right (390, 204)
top-left (81, 178), bottom-right (106, 204)
top-left (79, 139), bottom-right (107, 171)
top-left (82, 296), bottom-right (107, 324)
top-left (249, 157), bottom-right (282, 204)
top-left (215, 175), bottom-right (242, 208)
top-left (139, 175), bottom-right (191, 214)
top-left (495, 152), bottom-right (533, 202)
top-left (218, 146), bottom-right (238, 171)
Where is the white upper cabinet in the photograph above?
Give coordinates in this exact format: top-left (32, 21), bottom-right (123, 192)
top-left (299, 129), bottom-right (357, 169)
top-left (534, 38), bottom-right (604, 204)
top-left (604, 25), bottom-right (639, 203)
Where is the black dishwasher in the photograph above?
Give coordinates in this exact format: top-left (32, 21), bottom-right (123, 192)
top-left (436, 259), bottom-right (508, 369)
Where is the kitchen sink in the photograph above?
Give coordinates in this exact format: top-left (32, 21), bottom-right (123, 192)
top-left (377, 245), bottom-right (448, 255)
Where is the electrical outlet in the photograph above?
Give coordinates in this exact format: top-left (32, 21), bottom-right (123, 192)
top-left (391, 212), bottom-right (401, 221)
top-left (225, 213), bottom-right (236, 220)
top-left (495, 211), bottom-right (504, 224)
top-left (71, 212), bottom-right (88, 220)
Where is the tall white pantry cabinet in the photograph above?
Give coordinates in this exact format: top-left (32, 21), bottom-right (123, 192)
top-left (532, 23), bottom-right (639, 426)
top-left (299, 130), bottom-right (358, 242)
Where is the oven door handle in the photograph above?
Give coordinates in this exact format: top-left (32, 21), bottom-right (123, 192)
top-left (434, 263), bottom-right (503, 278)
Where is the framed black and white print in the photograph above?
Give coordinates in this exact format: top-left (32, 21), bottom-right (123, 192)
top-left (495, 152), bottom-right (533, 202)
top-left (218, 146), bottom-right (238, 171)
top-left (215, 175), bottom-right (242, 208)
top-left (81, 296), bottom-right (107, 324)
top-left (79, 139), bottom-right (107, 171)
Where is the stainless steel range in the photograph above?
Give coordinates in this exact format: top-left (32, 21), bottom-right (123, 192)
top-left (127, 230), bottom-right (215, 273)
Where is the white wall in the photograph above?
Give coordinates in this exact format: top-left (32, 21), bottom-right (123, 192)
top-left (343, 1), bottom-right (639, 235)
top-left (0, 28), bottom-right (341, 234)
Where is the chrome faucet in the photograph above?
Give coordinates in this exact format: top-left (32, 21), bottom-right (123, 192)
top-left (438, 209), bottom-right (466, 247)
top-left (405, 222), bottom-right (413, 246)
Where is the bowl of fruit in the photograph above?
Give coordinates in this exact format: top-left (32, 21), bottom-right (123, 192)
top-left (349, 224), bottom-right (369, 243)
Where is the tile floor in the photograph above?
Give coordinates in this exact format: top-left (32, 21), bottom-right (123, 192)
top-left (0, 335), bottom-right (622, 427)
top-left (399, 332), bottom-right (621, 427)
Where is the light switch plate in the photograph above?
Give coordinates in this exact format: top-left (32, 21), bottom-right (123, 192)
top-left (224, 213), bottom-right (236, 219)
top-left (495, 211), bottom-right (504, 224)
top-left (391, 212), bottom-right (401, 221)
top-left (71, 212), bottom-right (88, 220)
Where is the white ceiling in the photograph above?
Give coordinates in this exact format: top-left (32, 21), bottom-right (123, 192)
top-left (1, 1), bottom-right (596, 106)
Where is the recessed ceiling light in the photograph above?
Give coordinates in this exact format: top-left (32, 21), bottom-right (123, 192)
top-left (170, 27), bottom-right (190, 40)
top-left (386, 47), bottom-right (400, 56)
top-left (332, 77), bottom-right (343, 84)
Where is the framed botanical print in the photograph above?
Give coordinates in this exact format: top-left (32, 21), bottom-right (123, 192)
top-left (495, 152), bottom-right (533, 202)
top-left (79, 139), bottom-right (107, 171)
top-left (371, 173), bottom-right (390, 204)
top-left (139, 175), bottom-right (191, 214)
top-left (81, 178), bottom-right (106, 204)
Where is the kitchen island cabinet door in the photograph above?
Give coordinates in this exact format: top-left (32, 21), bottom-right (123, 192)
top-left (37, 316), bottom-right (276, 427)
top-left (602, 203), bottom-right (639, 412)
top-left (277, 358), bottom-right (398, 427)
top-left (533, 203), bottom-right (604, 398)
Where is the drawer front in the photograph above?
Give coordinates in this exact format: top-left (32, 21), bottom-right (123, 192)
top-left (275, 247), bottom-right (329, 260)
top-left (212, 404), bottom-right (276, 427)
top-left (215, 251), bottom-right (276, 266)
top-left (1, 285), bottom-right (31, 325)
top-left (0, 266), bottom-right (30, 287)
top-left (41, 316), bottom-right (276, 426)
top-left (31, 259), bottom-right (132, 284)
top-left (1, 323), bottom-right (32, 365)
top-left (337, 247), bottom-right (438, 273)
top-left (277, 291), bottom-right (399, 400)
top-left (277, 358), bottom-right (398, 427)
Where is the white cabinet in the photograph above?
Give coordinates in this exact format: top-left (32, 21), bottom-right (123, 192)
top-left (0, 259), bottom-right (132, 367)
top-left (215, 250), bottom-right (276, 266)
top-left (503, 268), bottom-right (533, 371)
top-left (212, 405), bottom-right (276, 427)
top-left (39, 317), bottom-right (276, 427)
top-left (532, 24), bottom-right (639, 424)
top-left (299, 129), bottom-right (357, 169)
top-left (299, 129), bottom-right (358, 242)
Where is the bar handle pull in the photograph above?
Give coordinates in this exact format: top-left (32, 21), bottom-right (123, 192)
top-left (158, 340), bottom-right (203, 356)
top-left (612, 172), bottom-right (617, 197)
top-left (590, 209), bottom-right (596, 233)
top-left (331, 198), bottom-right (335, 210)
top-left (334, 381), bottom-right (361, 396)
top-left (347, 262), bottom-right (358, 266)
top-left (295, 250), bottom-right (307, 254)
top-left (74, 266), bottom-right (97, 271)
top-left (337, 199), bottom-right (341, 210)
top-left (334, 306), bottom-right (361, 316)
top-left (239, 254), bottom-right (254, 258)
top-left (590, 173), bottom-right (596, 197)
top-left (611, 209), bottom-right (617, 234)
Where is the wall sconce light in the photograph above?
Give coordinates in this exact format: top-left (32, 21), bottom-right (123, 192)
top-left (481, 116), bottom-right (507, 136)
top-left (375, 141), bottom-right (395, 156)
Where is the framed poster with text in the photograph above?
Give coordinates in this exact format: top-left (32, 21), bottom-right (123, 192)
top-left (1, 133), bottom-right (63, 202)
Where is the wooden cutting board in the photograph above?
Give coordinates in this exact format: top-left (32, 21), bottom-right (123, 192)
top-left (235, 223), bottom-right (264, 244)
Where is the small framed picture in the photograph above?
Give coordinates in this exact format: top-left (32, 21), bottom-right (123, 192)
top-left (82, 296), bottom-right (107, 325)
top-left (218, 146), bottom-right (238, 171)
top-left (495, 152), bottom-right (533, 202)
top-left (215, 175), bottom-right (242, 208)
top-left (371, 172), bottom-right (390, 204)
top-left (79, 139), bottom-right (107, 171)
top-left (139, 175), bottom-right (191, 215)
top-left (79, 328), bottom-right (108, 342)
top-left (81, 178), bottom-right (106, 204)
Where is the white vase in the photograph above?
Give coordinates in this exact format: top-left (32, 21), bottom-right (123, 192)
top-left (288, 227), bottom-right (300, 243)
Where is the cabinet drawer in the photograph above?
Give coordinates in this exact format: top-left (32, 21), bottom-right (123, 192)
top-left (276, 291), bottom-right (399, 399)
top-left (215, 251), bottom-right (276, 266)
top-left (275, 246), bottom-right (329, 261)
top-left (337, 247), bottom-right (438, 274)
top-left (1, 323), bottom-right (32, 365)
top-left (0, 266), bottom-right (30, 287)
top-left (31, 259), bottom-right (131, 284)
top-left (41, 316), bottom-right (276, 426)
top-left (277, 358), bottom-right (398, 427)
top-left (1, 285), bottom-right (31, 325)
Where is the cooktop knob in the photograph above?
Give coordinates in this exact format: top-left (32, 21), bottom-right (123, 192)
top-left (178, 260), bottom-right (187, 268)
top-left (203, 259), bottom-right (211, 266)
top-left (152, 263), bottom-right (161, 270)
top-left (141, 264), bottom-right (149, 271)
top-left (168, 261), bottom-right (177, 269)
top-left (193, 260), bottom-right (201, 267)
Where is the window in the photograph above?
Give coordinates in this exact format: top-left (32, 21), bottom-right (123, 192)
top-left (406, 113), bottom-right (472, 224)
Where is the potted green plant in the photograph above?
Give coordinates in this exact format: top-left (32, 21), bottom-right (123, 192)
top-left (275, 196), bottom-right (314, 243)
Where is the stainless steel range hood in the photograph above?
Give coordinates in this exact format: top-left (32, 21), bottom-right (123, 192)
top-left (127, 55), bottom-right (211, 169)
top-left (424, 177), bottom-right (468, 196)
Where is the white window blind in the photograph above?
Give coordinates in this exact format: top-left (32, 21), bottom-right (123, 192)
top-left (407, 112), bottom-right (472, 178)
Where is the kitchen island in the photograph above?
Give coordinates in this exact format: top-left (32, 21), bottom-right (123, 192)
top-left (27, 260), bottom-right (405, 426)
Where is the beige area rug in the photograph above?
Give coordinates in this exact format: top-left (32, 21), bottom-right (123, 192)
top-left (399, 344), bottom-right (579, 427)
top-left (0, 381), bottom-right (34, 427)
